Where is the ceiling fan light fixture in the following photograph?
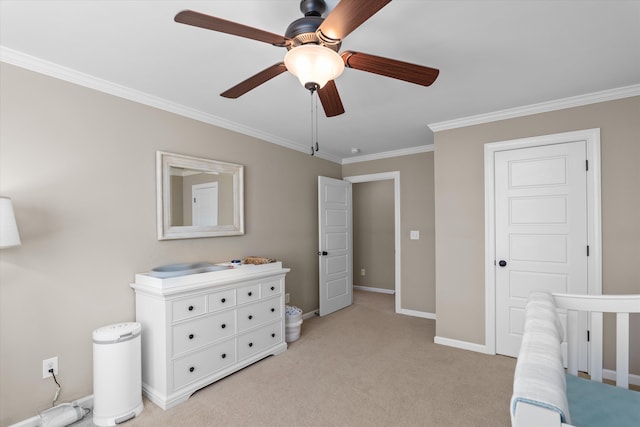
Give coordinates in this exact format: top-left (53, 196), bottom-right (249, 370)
top-left (284, 44), bottom-right (344, 90)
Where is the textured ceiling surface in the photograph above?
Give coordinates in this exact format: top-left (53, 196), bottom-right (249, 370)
top-left (2, 1), bottom-right (639, 162)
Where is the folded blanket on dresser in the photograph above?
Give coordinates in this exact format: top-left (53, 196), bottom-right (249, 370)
top-left (510, 292), bottom-right (571, 424)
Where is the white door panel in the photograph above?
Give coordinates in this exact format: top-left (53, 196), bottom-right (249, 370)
top-left (495, 141), bottom-right (588, 369)
top-left (327, 277), bottom-right (349, 298)
top-left (318, 177), bottom-right (353, 316)
top-left (508, 271), bottom-right (568, 298)
top-left (510, 196), bottom-right (567, 224)
top-left (510, 234), bottom-right (568, 263)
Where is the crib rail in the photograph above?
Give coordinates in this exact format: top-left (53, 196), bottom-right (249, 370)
top-left (552, 293), bottom-right (640, 388)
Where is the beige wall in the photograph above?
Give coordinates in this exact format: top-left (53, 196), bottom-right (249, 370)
top-left (353, 181), bottom-right (395, 291)
top-left (0, 63), bottom-right (340, 425)
top-left (343, 152), bottom-right (436, 313)
top-left (434, 96), bottom-right (640, 373)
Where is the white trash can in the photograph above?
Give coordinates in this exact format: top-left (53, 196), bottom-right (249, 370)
top-left (285, 306), bottom-right (303, 342)
top-left (93, 322), bottom-right (144, 426)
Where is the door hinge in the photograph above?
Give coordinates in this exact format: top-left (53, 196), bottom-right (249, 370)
top-left (586, 159), bottom-right (589, 171)
top-left (587, 245), bottom-right (590, 256)
top-left (587, 330), bottom-right (590, 342)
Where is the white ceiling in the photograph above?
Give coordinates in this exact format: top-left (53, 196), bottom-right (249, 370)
top-left (1, 1), bottom-right (639, 163)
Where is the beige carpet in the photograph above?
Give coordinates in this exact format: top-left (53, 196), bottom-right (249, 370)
top-left (121, 291), bottom-right (516, 426)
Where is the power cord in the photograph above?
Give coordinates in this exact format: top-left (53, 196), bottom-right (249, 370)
top-left (49, 368), bottom-right (61, 407)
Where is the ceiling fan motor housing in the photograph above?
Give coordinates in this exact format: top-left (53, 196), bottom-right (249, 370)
top-left (285, 0), bottom-right (340, 51)
top-left (299, 0), bottom-right (326, 16)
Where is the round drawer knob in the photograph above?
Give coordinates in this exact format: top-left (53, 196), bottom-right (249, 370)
top-left (188, 305), bottom-right (194, 311)
top-left (248, 342), bottom-right (253, 347)
top-left (221, 353), bottom-right (226, 359)
top-left (248, 291), bottom-right (253, 296)
top-left (248, 315), bottom-right (253, 320)
top-left (221, 298), bottom-right (226, 303)
top-left (271, 308), bottom-right (275, 312)
top-left (189, 366), bottom-right (195, 373)
top-left (221, 323), bottom-right (226, 329)
top-left (271, 333), bottom-right (276, 338)
top-left (188, 334), bottom-right (194, 340)
top-left (270, 286), bottom-right (275, 291)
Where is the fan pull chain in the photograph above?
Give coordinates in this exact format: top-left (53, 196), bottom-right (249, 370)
top-left (314, 91), bottom-right (319, 153)
top-left (310, 90), bottom-right (315, 156)
top-left (309, 89), bottom-right (320, 156)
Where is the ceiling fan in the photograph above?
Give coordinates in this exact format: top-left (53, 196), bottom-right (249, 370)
top-left (175, 0), bottom-right (439, 118)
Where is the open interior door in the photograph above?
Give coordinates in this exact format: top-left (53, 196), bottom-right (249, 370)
top-left (318, 176), bottom-right (353, 316)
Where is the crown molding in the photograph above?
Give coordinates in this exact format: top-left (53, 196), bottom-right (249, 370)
top-left (0, 46), bottom-right (343, 163)
top-left (5, 46), bottom-right (636, 164)
top-left (428, 84), bottom-right (640, 132)
top-left (342, 144), bottom-right (434, 165)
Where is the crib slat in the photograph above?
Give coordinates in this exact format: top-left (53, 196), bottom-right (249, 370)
top-left (616, 312), bottom-right (629, 388)
top-left (566, 310), bottom-right (579, 376)
top-left (589, 311), bottom-right (603, 383)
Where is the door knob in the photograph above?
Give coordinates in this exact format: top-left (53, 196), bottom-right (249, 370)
top-left (318, 251), bottom-right (328, 256)
top-left (498, 260), bottom-right (507, 267)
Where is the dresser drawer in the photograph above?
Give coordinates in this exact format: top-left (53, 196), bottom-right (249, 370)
top-left (260, 279), bottom-right (282, 298)
top-left (238, 321), bottom-right (283, 361)
top-left (237, 283), bottom-right (260, 304)
top-left (237, 297), bottom-right (281, 332)
top-left (208, 289), bottom-right (236, 312)
top-left (172, 310), bottom-right (235, 356)
top-left (173, 339), bottom-right (236, 390)
top-left (172, 295), bottom-right (206, 322)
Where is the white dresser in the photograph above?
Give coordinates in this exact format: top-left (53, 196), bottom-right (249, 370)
top-left (131, 262), bottom-right (289, 409)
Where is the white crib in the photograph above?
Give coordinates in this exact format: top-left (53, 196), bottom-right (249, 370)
top-left (510, 292), bottom-right (640, 427)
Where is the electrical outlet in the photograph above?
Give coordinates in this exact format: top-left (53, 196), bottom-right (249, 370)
top-left (43, 357), bottom-right (58, 379)
top-left (285, 293), bottom-right (290, 303)
top-left (361, 269), bottom-right (366, 276)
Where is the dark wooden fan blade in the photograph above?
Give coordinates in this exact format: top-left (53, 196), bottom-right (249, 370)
top-left (317, 80), bottom-right (345, 117)
top-left (341, 50), bottom-right (440, 87)
top-left (175, 10), bottom-right (290, 47)
top-left (318, 0), bottom-right (391, 41)
top-left (220, 63), bottom-right (287, 98)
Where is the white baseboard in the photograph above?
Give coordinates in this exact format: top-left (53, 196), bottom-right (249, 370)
top-left (603, 369), bottom-right (640, 387)
top-left (353, 285), bottom-right (395, 294)
top-left (397, 308), bottom-right (436, 320)
top-left (434, 336), bottom-right (493, 355)
top-left (9, 395), bottom-right (94, 427)
top-left (302, 310), bottom-right (318, 320)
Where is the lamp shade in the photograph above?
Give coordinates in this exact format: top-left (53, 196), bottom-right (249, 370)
top-left (0, 197), bottom-right (21, 248)
top-left (284, 44), bottom-right (345, 90)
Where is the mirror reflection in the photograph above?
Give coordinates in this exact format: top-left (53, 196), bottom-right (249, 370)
top-left (169, 166), bottom-right (235, 227)
top-left (157, 151), bottom-right (244, 240)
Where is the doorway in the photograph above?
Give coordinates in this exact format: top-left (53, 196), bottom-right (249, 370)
top-left (344, 172), bottom-right (401, 313)
top-left (352, 180), bottom-right (395, 295)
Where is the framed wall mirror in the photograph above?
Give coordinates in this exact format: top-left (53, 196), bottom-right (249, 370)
top-left (157, 151), bottom-right (244, 240)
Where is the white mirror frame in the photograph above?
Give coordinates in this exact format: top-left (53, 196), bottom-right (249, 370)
top-left (157, 151), bottom-right (244, 240)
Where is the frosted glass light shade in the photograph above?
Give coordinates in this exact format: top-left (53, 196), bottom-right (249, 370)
top-left (0, 197), bottom-right (21, 248)
top-left (284, 44), bottom-right (344, 89)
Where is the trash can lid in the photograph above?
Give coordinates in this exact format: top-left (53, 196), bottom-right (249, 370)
top-left (93, 322), bottom-right (141, 343)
